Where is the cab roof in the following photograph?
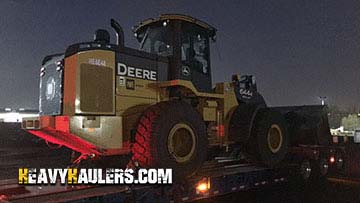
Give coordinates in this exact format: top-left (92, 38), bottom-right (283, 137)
top-left (133, 14), bottom-right (217, 38)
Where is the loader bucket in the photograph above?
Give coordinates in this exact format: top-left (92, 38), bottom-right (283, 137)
top-left (273, 105), bottom-right (331, 146)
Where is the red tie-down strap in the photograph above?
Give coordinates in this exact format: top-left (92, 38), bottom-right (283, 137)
top-left (27, 128), bottom-right (131, 157)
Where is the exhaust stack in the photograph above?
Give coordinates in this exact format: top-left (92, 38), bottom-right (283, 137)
top-left (111, 18), bottom-right (125, 47)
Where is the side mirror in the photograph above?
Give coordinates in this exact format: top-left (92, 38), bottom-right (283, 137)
top-left (231, 74), bottom-right (241, 82)
top-left (354, 130), bottom-right (360, 143)
top-left (251, 76), bottom-right (256, 85)
top-left (251, 76), bottom-right (257, 91)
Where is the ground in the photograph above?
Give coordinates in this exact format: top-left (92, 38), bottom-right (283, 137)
top-left (0, 123), bottom-right (71, 180)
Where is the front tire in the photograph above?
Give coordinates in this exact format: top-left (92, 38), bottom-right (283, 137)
top-left (131, 101), bottom-right (208, 178)
top-left (249, 109), bottom-right (289, 167)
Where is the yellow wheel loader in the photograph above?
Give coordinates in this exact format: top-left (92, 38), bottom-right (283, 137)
top-left (23, 14), bottom-right (330, 178)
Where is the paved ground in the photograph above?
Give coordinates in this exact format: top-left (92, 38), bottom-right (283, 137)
top-left (0, 123), bottom-right (71, 180)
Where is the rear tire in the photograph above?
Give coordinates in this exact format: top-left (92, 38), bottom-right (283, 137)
top-left (131, 101), bottom-right (208, 178)
top-left (248, 109), bottom-right (289, 167)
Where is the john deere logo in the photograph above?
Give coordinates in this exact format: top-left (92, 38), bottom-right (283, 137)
top-left (182, 66), bottom-right (190, 76)
top-left (117, 63), bottom-right (157, 81)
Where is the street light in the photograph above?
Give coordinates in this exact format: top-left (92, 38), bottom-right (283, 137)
top-left (319, 96), bottom-right (327, 106)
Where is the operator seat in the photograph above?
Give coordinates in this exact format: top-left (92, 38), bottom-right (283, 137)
top-left (184, 48), bottom-right (203, 73)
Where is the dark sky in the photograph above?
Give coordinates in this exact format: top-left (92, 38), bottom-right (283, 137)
top-left (0, 0), bottom-right (359, 109)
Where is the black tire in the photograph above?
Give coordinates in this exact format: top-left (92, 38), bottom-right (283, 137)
top-left (317, 156), bottom-right (329, 178)
top-left (248, 109), bottom-right (289, 167)
top-left (229, 103), bottom-right (261, 144)
top-left (131, 101), bottom-right (208, 178)
top-left (299, 159), bottom-right (312, 182)
top-left (316, 115), bottom-right (331, 146)
top-left (335, 152), bottom-right (345, 172)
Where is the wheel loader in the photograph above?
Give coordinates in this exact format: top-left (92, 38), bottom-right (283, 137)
top-left (22, 14), bottom-right (331, 178)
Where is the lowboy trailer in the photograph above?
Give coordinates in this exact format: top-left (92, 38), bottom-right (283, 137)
top-left (0, 144), bottom-right (344, 203)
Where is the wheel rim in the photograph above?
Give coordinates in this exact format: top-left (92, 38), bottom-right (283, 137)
top-left (267, 124), bottom-right (283, 153)
top-left (167, 123), bottom-right (196, 163)
top-left (300, 160), bottom-right (312, 180)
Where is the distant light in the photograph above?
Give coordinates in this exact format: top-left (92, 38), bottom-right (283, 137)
top-left (318, 96), bottom-right (327, 106)
top-left (330, 156), bottom-right (335, 163)
top-left (163, 21), bottom-right (167, 27)
top-left (5, 108), bottom-right (11, 112)
top-left (19, 108), bottom-right (25, 111)
top-left (0, 111), bottom-right (39, 123)
top-left (2, 112), bottom-right (21, 122)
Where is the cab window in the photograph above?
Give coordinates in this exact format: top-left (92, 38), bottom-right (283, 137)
top-left (181, 28), bottom-right (210, 75)
top-left (139, 25), bottom-right (173, 57)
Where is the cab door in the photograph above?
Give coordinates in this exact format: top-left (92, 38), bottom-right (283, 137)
top-left (180, 24), bottom-right (212, 92)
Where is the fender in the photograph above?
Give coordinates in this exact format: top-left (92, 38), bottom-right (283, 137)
top-left (149, 79), bottom-right (224, 99)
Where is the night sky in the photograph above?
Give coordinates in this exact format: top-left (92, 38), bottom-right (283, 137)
top-left (0, 0), bottom-right (359, 109)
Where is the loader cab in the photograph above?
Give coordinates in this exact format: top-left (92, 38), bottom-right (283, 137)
top-left (134, 14), bottom-right (217, 92)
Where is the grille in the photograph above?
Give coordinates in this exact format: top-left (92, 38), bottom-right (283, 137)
top-left (79, 64), bottom-right (114, 114)
top-left (39, 57), bottom-right (64, 115)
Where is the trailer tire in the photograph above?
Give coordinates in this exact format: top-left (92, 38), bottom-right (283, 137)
top-left (249, 109), bottom-right (289, 167)
top-left (335, 152), bottom-right (344, 171)
top-left (299, 159), bottom-right (312, 182)
top-left (131, 101), bottom-right (207, 178)
top-left (317, 156), bottom-right (329, 177)
top-left (300, 157), bottom-right (328, 184)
